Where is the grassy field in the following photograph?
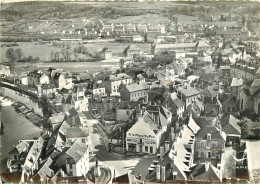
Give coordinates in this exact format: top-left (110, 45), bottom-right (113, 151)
top-left (12, 61), bottom-right (120, 74)
top-left (104, 13), bottom-right (169, 24)
top-left (0, 42), bottom-right (63, 62)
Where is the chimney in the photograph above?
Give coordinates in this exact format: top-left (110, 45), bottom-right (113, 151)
top-left (157, 153), bottom-right (160, 160)
top-left (160, 146), bottom-right (164, 158)
top-left (165, 141), bottom-right (170, 153)
top-left (153, 160), bottom-right (159, 165)
top-left (148, 168), bottom-right (154, 174)
top-left (161, 166), bottom-right (166, 182)
top-left (219, 125), bottom-right (222, 134)
top-left (205, 163), bottom-right (210, 172)
top-left (156, 165), bottom-right (161, 180)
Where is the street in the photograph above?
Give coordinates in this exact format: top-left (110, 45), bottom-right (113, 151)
top-left (83, 111), bottom-right (140, 179)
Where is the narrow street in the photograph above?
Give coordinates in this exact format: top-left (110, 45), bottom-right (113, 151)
top-left (83, 111), bottom-right (140, 179)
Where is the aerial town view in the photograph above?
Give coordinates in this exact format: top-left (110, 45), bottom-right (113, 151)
top-left (0, 0), bottom-right (260, 183)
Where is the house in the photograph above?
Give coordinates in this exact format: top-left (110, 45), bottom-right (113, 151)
top-left (65, 127), bottom-right (88, 145)
top-left (194, 126), bottom-right (226, 165)
top-left (169, 115), bottom-right (201, 181)
top-left (124, 45), bottom-right (143, 58)
top-left (177, 84), bottom-right (201, 108)
top-left (162, 92), bottom-right (185, 118)
top-left (53, 72), bottom-right (72, 89)
top-left (125, 24), bottom-right (136, 33)
top-left (218, 93), bottom-right (238, 113)
top-left (147, 24), bottom-right (165, 34)
top-left (55, 143), bottom-right (89, 177)
top-left (239, 79), bottom-right (260, 116)
top-left (87, 82), bottom-right (106, 96)
top-left (204, 104), bottom-right (221, 117)
top-left (186, 102), bottom-right (201, 117)
top-left (220, 114), bottom-right (241, 146)
top-left (44, 113), bottom-right (66, 132)
top-left (120, 82), bottom-right (149, 102)
top-left (188, 163), bottom-right (222, 182)
top-left (126, 106), bottom-right (172, 154)
top-left (42, 83), bottom-right (56, 96)
top-left (7, 140), bottom-right (31, 172)
top-left (21, 138), bottom-right (45, 183)
top-left (136, 74), bottom-right (145, 83)
top-left (105, 73), bottom-right (132, 95)
top-left (116, 101), bottom-right (139, 122)
top-left (151, 41), bottom-right (211, 54)
top-left (132, 35), bottom-right (143, 42)
top-left (101, 96), bottom-right (121, 113)
top-left (136, 24), bottom-right (147, 33)
top-left (230, 63), bottom-right (260, 83)
top-left (114, 24), bottom-right (125, 34)
top-left (230, 78), bottom-right (243, 96)
top-left (27, 70), bottom-right (50, 87)
top-left (101, 23), bottom-right (114, 34)
top-left (202, 85), bottom-right (219, 104)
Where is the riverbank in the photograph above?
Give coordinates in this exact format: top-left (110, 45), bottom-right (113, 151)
top-left (0, 106), bottom-right (42, 173)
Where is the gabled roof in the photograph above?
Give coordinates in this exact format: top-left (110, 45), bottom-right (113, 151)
top-left (188, 163), bottom-right (222, 182)
top-left (8, 141), bottom-right (30, 155)
top-left (117, 101), bottom-right (140, 109)
top-left (196, 126), bottom-right (226, 141)
top-left (220, 114), bottom-right (241, 135)
top-left (66, 127), bottom-right (88, 139)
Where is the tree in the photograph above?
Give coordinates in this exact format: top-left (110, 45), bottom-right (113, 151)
top-left (27, 56), bottom-right (34, 62)
top-left (15, 48), bottom-right (23, 61)
top-left (6, 48), bottom-right (17, 61)
top-left (61, 49), bottom-right (71, 61)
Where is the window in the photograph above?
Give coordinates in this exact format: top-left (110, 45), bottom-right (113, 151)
top-left (150, 146), bottom-right (153, 154)
top-left (81, 139), bottom-right (86, 143)
top-left (201, 152), bottom-right (204, 158)
top-left (145, 146), bottom-right (148, 152)
top-left (70, 164), bottom-right (73, 169)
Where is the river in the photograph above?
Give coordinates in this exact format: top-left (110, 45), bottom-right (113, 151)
top-left (0, 87), bottom-right (43, 173)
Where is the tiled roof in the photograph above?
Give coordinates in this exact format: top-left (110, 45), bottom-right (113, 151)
top-left (220, 114), bottom-right (241, 135)
top-left (178, 84), bottom-right (200, 97)
top-left (66, 127), bottom-right (88, 139)
top-left (117, 101), bottom-right (140, 109)
top-left (109, 73), bottom-right (131, 81)
top-left (125, 82), bottom-right (149, 93)
top-left (196, 126), bottom-right (226, 141)
top-left (188, 163), bottom-right (222, 182)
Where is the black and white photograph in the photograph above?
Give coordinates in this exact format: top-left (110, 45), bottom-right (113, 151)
top-left (0, 0), bottom-right (259, 183)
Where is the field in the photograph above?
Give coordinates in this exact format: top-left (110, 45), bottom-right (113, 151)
top-left (0, 42), bottom-right (64, 62)
top-left (104, 13), bottom-right (169, 24)
top-left (11, 61), bottom-right (120, 74)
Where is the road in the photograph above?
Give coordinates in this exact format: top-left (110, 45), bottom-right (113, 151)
top-left (83, 111), bottom-right (140, 179)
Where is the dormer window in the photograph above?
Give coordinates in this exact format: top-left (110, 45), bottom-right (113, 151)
top-left (207, 133), bottom-right (211, 140)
